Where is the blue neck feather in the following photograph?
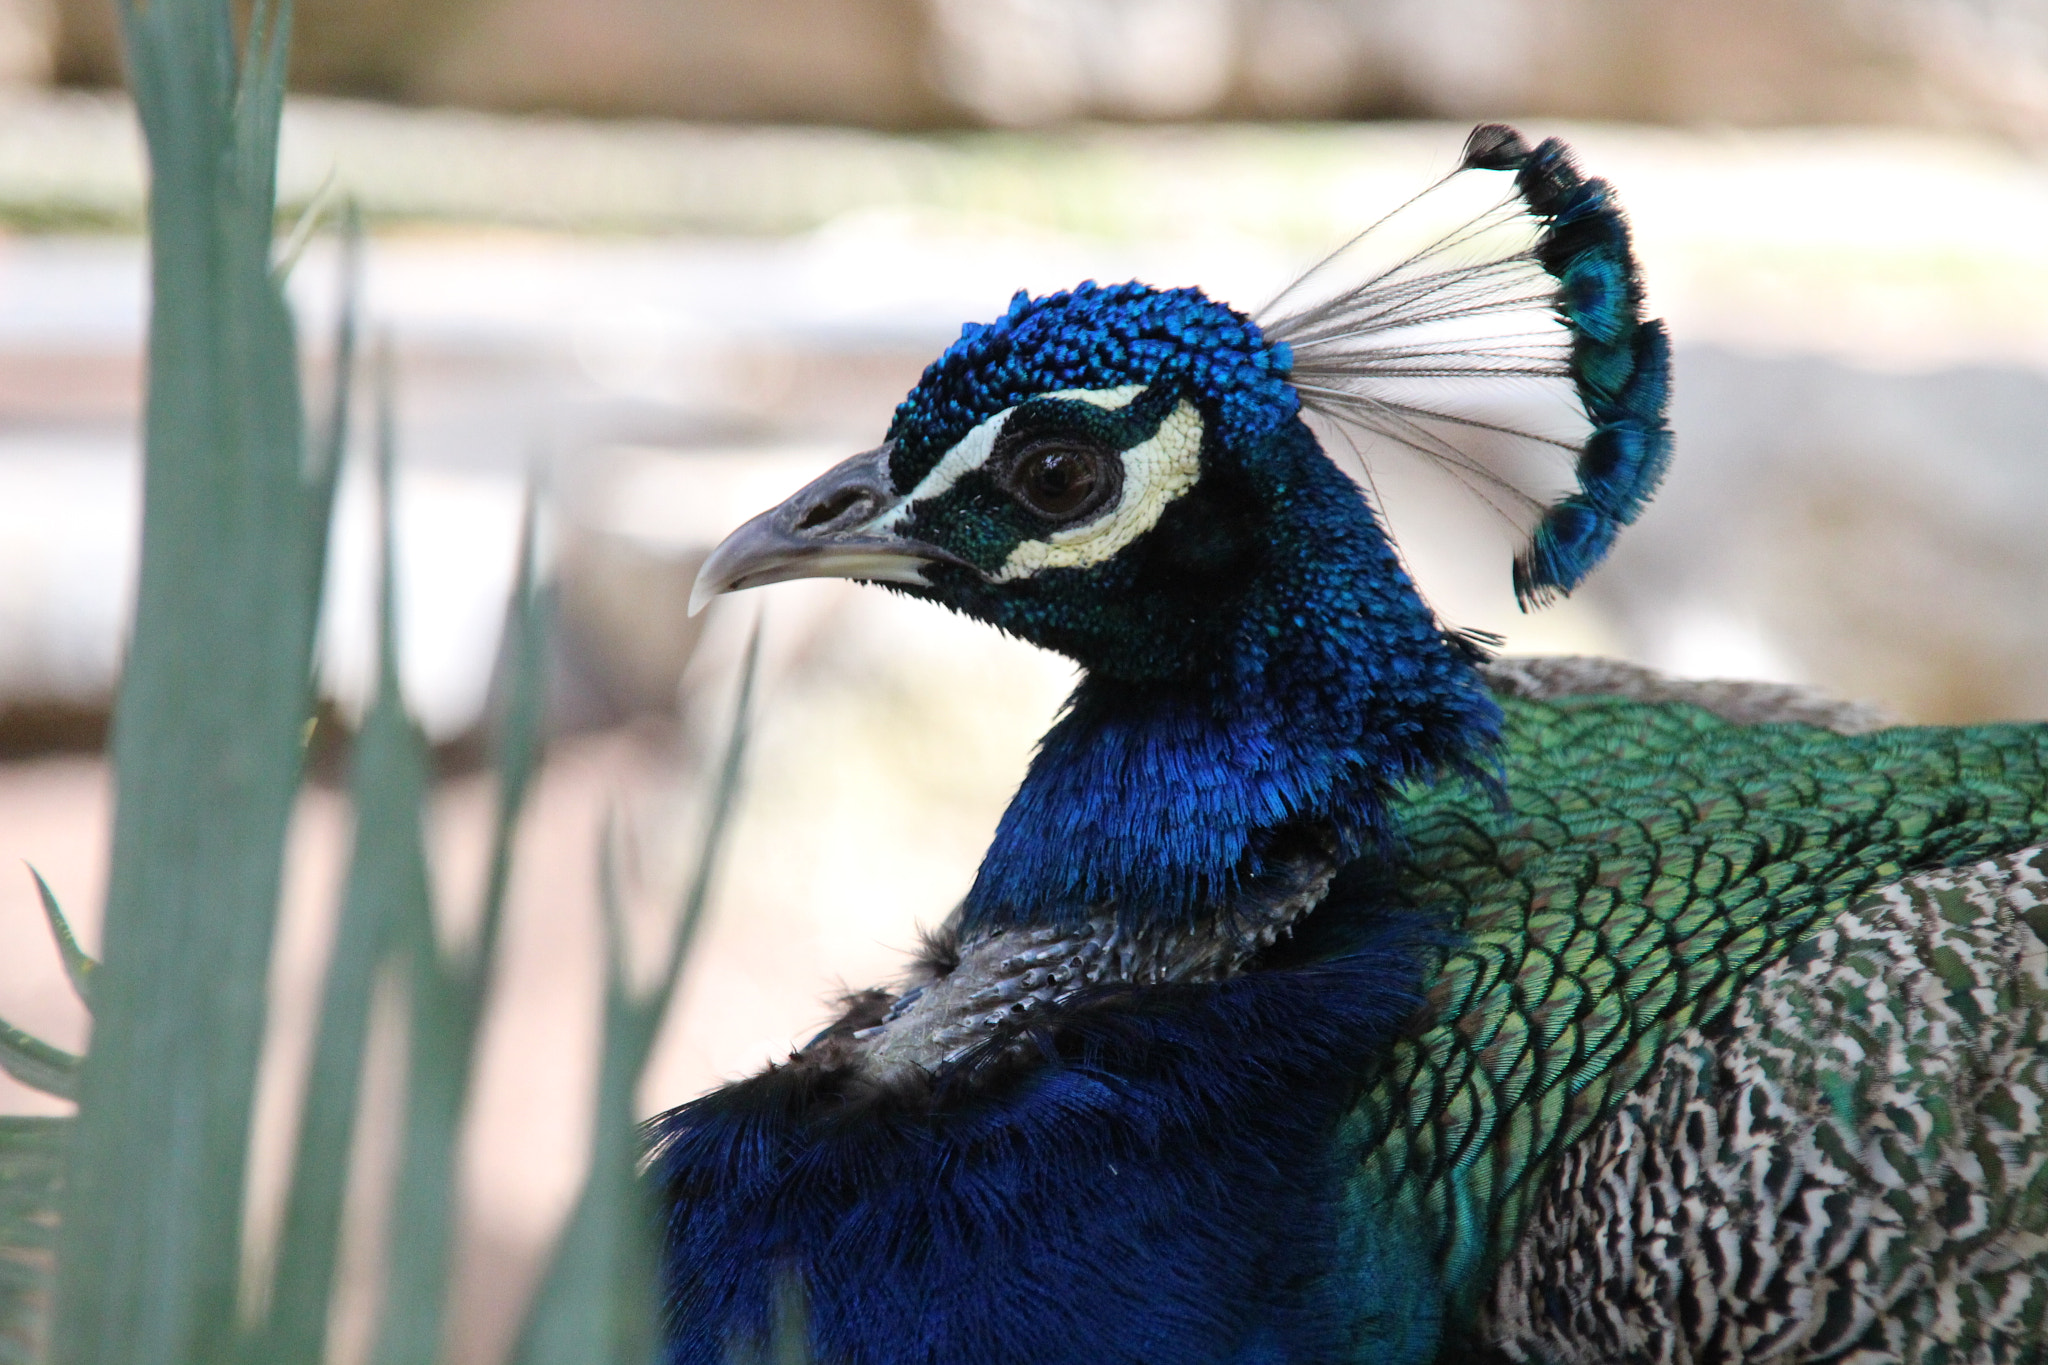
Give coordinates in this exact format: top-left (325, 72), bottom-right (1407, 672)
top-left (960, 417), bottom-right (1502, 937)
top-left (649, 891), bottom-right (1452, 1365)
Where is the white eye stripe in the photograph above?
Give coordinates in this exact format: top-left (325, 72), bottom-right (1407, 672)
top-left (1041, 384), bottom-right (1147, 410)
top-left (870, 409), bottom-right (1011, 532)
top-left (872, 384), bottom-right (1150, 532)
top-left (992, 399), bottom-right (1203, 583)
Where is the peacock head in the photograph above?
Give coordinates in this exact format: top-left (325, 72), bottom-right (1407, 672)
top-left (693, 281), bottom-right (1324, 684)
top-left (693, 125), bottom-right (1671, 694)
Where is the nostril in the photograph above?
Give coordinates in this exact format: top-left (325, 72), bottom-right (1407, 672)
top-left (796, 488), bottom-right (875, 532)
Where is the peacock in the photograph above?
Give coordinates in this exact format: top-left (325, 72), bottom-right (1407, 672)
top-left (653, 125), bottom-right (2048, 1365)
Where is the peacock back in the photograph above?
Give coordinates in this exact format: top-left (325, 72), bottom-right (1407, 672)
top-left (1345, 676), bottom-right (2048, 1361)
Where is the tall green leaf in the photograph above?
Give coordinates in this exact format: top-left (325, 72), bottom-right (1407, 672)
top-left (52, 0), bottom-right (337, 1359)
top-left (512, 624), bottom-right (759, 1365)
top-left (32, 0), bottom-right (747, 1354)
top-left (26, 872), bottom-right (95, 1013)
top-left (257, 285), bottom-right (428, 1365)
top-left (0, 1028), bottom-right (76, 1107)
top-left (368, 404), bottom-right (552, 1365)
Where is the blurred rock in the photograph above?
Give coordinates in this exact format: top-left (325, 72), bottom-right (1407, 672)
top-left (548, 443), bottom-right (858, 733)
top-left (43, 0), bottom-right (2048, 137)
top-left (53, 0), bottom-right (481, 98)
top-left (1594, 346), bottom-right (2048, 724)
top-left (551, 528), bottom-right (707, 730)
top-left (53, 0), bottom-right (952, 125)
top-left (0, 0), bottom-right (50, 86)
top-left (928, 0), bottom-right (1240, 124)
top-left (424, 0), bottom-right (945, 124)
top-left (934, 0), bottom-right (1955, 126)
top-left (0, 436), bottom-right (132, 712)
top-left (318, 460), bottom-right (531, 741)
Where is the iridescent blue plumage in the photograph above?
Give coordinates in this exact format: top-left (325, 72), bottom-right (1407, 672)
top-left (1508, 130), bottom-right (1672, 599)
top-left (888, 282), bottom-right (1298, 485)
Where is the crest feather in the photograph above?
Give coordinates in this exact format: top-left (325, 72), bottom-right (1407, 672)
top-left (1260, 123), bottom-right (1673, 608)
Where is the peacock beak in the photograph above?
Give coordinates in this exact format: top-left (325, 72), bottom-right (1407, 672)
top-left (689, 443), bottom-right (966, 615)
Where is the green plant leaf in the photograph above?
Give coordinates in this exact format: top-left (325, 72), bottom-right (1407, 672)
top-left (26, 870), bottom-right (95, 1012)
top-left (365, 346), bottom-right (534, 1365)
top-left (257, 217), bottom-right (395, 1365)
top-left (640, 618), bottom-right (761, 1050)
top-left (55, 0), bottom-right (339, 1358)
top-left (474, 495), bottom-right (550, 986)
top-left (512, 621), bottom-right (759, 1365)
top-left (504, 814), bottom-right (647, 1365)
top-left (0, 1023), bottom-right (78, 1104)
top-left (367, 955), bottom-right (468, 1365)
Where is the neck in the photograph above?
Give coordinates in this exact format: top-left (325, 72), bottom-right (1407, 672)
top-left (959, 418), bottom-right (1502, 943)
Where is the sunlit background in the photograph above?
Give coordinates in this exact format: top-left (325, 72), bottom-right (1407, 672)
top-left (3, 1), bottom-right (2048, 1360)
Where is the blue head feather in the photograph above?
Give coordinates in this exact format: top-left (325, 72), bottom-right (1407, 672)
top-left (886, 280), bottom-right (1300, 487)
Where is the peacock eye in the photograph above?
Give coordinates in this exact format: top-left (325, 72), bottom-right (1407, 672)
top-left (1008, 443), bottom-right (1110, 522)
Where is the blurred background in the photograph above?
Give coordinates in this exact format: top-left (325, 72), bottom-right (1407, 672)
top-left (2, 0), bottom-right (2047, 1360)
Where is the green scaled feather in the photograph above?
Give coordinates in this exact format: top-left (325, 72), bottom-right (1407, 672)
top-left (1342, 696), bottom-right (2048, 1316)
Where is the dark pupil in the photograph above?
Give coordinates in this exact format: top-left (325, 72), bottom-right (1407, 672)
top-left (1020, 448), bottom-right (1098, 517)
